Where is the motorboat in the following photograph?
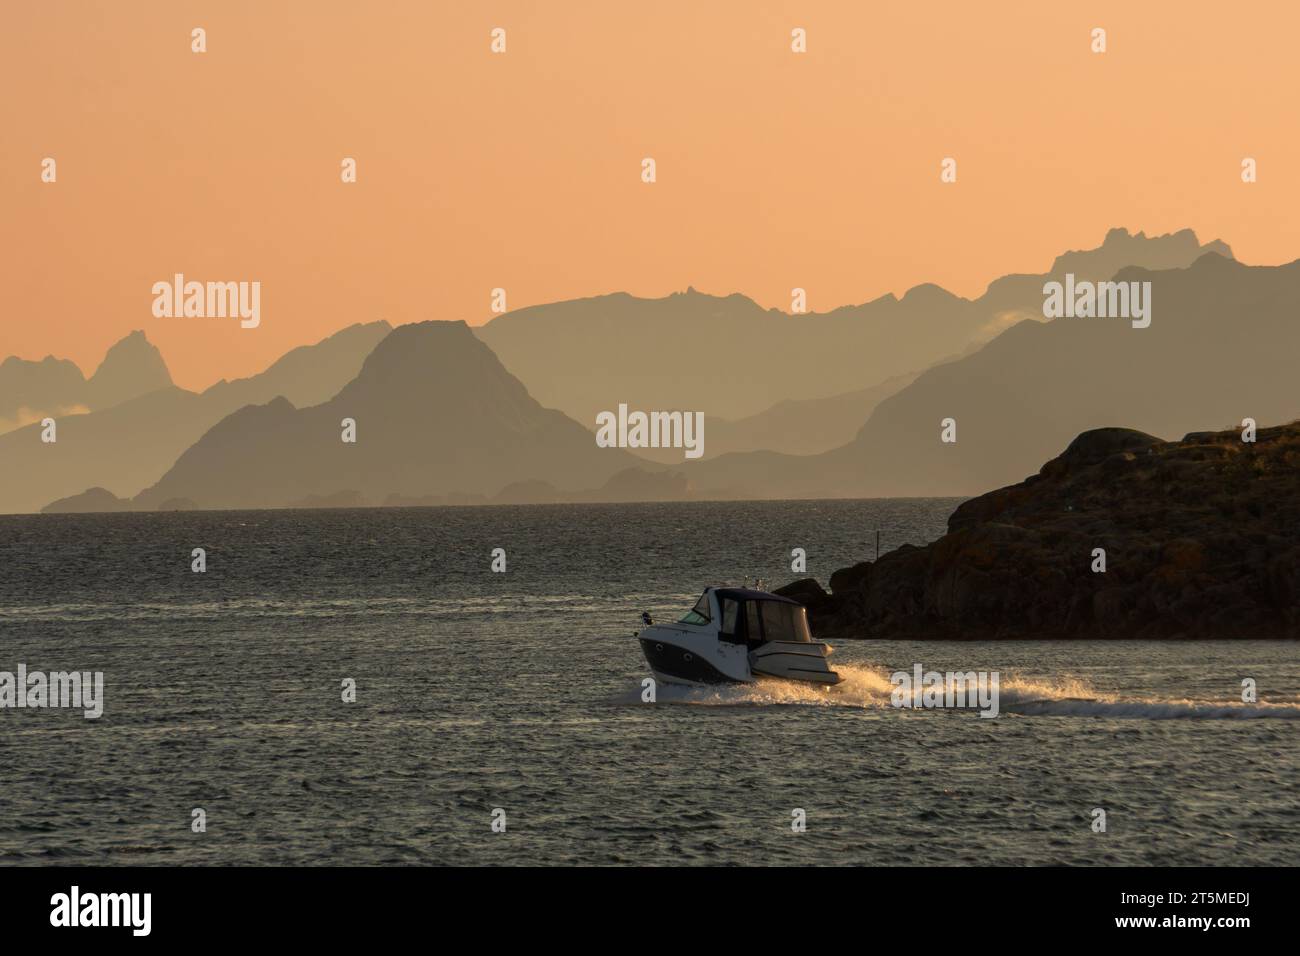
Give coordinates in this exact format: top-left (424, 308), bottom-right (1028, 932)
top-left (635, 586), bottom-right (842, 687)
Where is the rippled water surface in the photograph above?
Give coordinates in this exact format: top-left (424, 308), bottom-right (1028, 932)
top-left (1, 500), bottom-right (1297, 865)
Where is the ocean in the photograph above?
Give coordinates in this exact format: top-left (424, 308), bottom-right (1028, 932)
top-left (1, 499), bottom-right (1297, 865)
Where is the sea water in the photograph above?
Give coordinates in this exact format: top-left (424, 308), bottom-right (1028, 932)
top-left (1, 500), bottom-right (1296, 865)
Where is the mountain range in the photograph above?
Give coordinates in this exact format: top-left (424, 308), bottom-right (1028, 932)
top-left (682, 252), bottom-right (1300, 498)
top-left (0, 322), bottom-right (391, 514)
top-left (129, 321), bottom-right (643, 510)
top-left (475, 227), bottom-right (1232, 426)
top-left (0, 331), bottom-right (172, 433)
top-left (7, 226), bottom-right (1293, 516)
top-left (702, 371), bottom-right (920, 458)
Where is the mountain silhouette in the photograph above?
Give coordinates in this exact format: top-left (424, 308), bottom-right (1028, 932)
top-left (978, 227), bottom-right (1233, 321)
top-left (86, 330), bottom-right (172, 410)
top-left (703, 372), bottom-right (918, 458)
top-left (0, 322), bottom-right (391, 514)
top-left (40, 486), bottom-right (135, 514)
top-left (0, 330), bottom-right (171, 433)
top-left (476, 229), bottom-right (1231, 427)
top-left (13, 228), bottom-right (1266, 513)
top-left (684, 252), bottom-right (1300, 498)
top-left (133, 321), bottom-right (641, 510)
top-left (0, 355), bottom-right (89, 432)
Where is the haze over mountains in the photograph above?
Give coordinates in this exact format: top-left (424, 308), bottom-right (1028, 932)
top-left (0, 322), bottom-right (391, 514)
top-left (704, 372), bottom-right (919, 458)
top-left (7, 226), bottom-right (1294, 516)
top-left (684, 252), bottom-right (1300, 498)
top-left (475, 227), bottom-right (1232, 426)
top-left (0, 331), bottom-right (172, 433)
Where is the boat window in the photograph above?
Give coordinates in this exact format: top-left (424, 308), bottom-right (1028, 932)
top-left (721, 599), bottom-right (739, 635)
top-left (759, 601), bottom-right (811, 642)
top-left (677, 592), bottom-right (712, 625)
top-left (745, 600), bottom-right (762, 639)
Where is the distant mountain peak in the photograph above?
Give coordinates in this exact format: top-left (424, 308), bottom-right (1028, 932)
top-left (1, 353), bottom-right (68, 370)
top-left (1046, 227), bottom-right (1234, 279)
top-left (88, 330), bottom-right (172, 409)
top-left (1190, 248), bottom-right (1243, 270)
top-left (901, 282), bottom-right (961, 304)
top-left (339, 319), bottom-right (518, 405)
top-left (131, 317), bottom-right (638, 511)
top-left (364, 318), bottom-right (473, 356)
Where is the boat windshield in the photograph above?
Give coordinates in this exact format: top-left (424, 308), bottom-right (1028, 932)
top-left (758, 600), bottom-right (811, 642)
top-left (676, 592), bottom-right (712, 625)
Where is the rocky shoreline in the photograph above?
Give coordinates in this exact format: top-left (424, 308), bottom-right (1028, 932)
top-left (777, 423), bottom-right (1300, 639)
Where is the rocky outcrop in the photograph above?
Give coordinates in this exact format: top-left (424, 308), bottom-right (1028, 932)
top-left (780, 422), bottom-right (1300, 639)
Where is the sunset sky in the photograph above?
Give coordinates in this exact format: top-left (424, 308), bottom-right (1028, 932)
top-left (2, 0), bottom-right (1295, 390)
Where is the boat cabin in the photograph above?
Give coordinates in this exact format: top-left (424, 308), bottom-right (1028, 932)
top-left (678, 587), bottom-right (812, 648)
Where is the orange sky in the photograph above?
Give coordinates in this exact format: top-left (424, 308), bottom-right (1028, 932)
top-left (2, 0), bottom-right (1295, 391)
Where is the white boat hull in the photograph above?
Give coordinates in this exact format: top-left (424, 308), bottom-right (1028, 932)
top-left (635, 587), bottom-right (843, 689)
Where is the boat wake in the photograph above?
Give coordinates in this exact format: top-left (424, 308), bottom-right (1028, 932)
top-left (1002, 696), bottom-right (1300, 719)
top-left (620, 664), bottom-right (1300, 719)
top-left (628, 664), bottom-right (897, 708)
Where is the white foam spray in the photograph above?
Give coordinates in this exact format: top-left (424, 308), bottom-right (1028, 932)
top-left (621, 664), bottom-right (1300, 719)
